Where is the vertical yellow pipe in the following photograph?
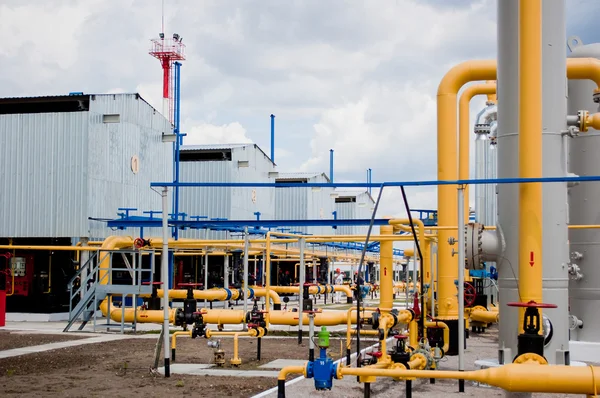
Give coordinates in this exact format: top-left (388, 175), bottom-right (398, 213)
top-left (437, 60), bottom-right (496, 321)
top-left (379, 225), bottom-right (394, 312)
top-left (458, 82), bottom-right (497, 222)
top-left (265, 232), bottom-right (272, 328)
top-left (518, 0), bottom-right (543, 327)
top-left (485, 80), bottom-right (497, 103)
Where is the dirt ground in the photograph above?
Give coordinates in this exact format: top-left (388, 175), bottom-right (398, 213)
top-left (0, 335), bottom-right (361, 398)
top-left (0, 331), bottom-right (87, 351)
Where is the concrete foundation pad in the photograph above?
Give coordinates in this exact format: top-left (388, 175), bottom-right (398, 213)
top-left (258, 359), bottom-right (307, 369)
top-left (6, 312), bottom-right (70, 322)
top-left (569, 340), bottom-right (600, 363)
top-left (158, 364), bottom-right (279, 377)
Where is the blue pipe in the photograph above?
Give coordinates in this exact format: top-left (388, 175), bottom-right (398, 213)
top-left (270, 114), bottom-right (275, 163)
top-left (151, 175), bottom-right (600, 188)
top-left (330, 149), bottom-right (334, 182)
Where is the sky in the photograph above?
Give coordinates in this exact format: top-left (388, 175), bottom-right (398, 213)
top-left (1, 0), bottom-right (599, 220)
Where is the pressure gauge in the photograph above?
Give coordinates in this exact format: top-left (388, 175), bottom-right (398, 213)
top-left (542, 314), bottom-right (554, 347)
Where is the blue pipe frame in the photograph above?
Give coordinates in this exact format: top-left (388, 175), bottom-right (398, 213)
top-left (270, 114), bottom-right (275, 163)
top-left (150, 175), bottom-right (600, 188)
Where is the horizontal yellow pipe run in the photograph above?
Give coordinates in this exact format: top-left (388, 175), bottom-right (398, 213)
top-left (99, 299), bottom-right (177, 323)
top-left (470, 308), bottom-right (499, 324)
top-left (269, 285), bottom-right (352, 298)
top-left (337, 364), bottom-right (600, 395)
top-left (151, 287), bottom-right (281, 305)
top-left (0, 245), bottom-right (99, 251)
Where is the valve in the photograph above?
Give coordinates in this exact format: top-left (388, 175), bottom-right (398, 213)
top-left (303, 283), bottom-right (314, 312)
top-left (245, 298), bottom-right (267, 330)
top-left (191, 311), bottom-right (206, 338)
top-left (175, 282), bottom-right (204, 329)
top-left (133, 237), bottom-right (150, 249)
top-left (208, 339), bottom-right (225, 367)
top-left (507, 300), bottom-right (557, 361)
top-left (390, 334), bottom-right (411, 365)
top-left (141, 281), bottom-right (163, 310)
top-left (306, 326), bottom-right (338, 391)
top-left (463, 282), bottom-right (477, 307)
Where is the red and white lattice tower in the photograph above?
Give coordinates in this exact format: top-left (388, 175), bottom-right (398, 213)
top-left (149, 33), bottom-right (186, 123)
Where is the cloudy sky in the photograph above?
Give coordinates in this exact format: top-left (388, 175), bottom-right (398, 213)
top-left (1, 0), bottom-right (599, 218)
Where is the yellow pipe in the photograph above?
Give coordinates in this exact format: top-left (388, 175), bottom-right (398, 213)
top-left (424, 320), bottom-right (449, 354)
top-left (336, 364), bottom-right (600, 395)
top-left (379, 225), bottom-right (394, 312)
top-left (518, 0), bottom-right (542, 331)
top-left (151, 287), bottom-right (281, 305)
top-left (458, 82), bottom-right (496, 221)
top-left (278, 365), bottom-right (307, 381)
top-left (435, 56), bottom-right (600, 322)
top-left (171, 330), bottom-right (191, 361)
top-left (566, 57), bottom-right (600, 87)
top-left (485, 80), bottom-right (497, 103)
top-left (408, 320), bottom-right (418, 348)
top-left (99, 298), bottom-right (177, 323)
top-left (470, 307), bottom-right (499, 324)
top-left (98, 236), bottom-right (134, 285)
top-left (346, 306), bottom-right (380, 349)
top-left (437, 59), bottom-right (496, 320)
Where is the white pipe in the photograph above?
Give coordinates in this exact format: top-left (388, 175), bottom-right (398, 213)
top-left (161, 187), bottom-right (170, 376)
top-left (458, 186), bottom-right (466, 388)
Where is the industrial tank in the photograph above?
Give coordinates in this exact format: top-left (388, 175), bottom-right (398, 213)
top-left (567, 36), bottom-right (600, 353)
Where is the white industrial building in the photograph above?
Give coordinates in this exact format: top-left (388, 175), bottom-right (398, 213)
top-left (178, 144), bottom-right (277, 239)
top-left (0, 93), bottom-right (172, 240)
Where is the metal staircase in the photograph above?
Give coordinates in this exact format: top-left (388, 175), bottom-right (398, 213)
top-left (64, 249), bottom-right (155, 333)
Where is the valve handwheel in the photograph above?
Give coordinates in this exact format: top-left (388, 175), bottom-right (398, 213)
top-left (463, 282), bottom-right (477, 307)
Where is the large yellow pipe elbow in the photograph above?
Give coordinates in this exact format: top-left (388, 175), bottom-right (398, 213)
top-left (458, 82), bottom-right (497, 221)
top-left (437, 60), bottom-right (497, 320)
top-left (98, 236), bottom-right (134, 284)
top-left (278, 365), bottom-right (307, 381)
top-left (566, 57), bottom-right (600, 88)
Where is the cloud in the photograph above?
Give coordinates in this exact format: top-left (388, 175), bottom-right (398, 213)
top-left (0, 0), bottom-right (594, 215)
top-left (184, 122), bottom-right (253, 145)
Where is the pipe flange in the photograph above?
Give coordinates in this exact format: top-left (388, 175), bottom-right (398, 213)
top-left (411, 349), bottom-right (433, 369)
top-left (465, 223), bottom-right (484, 270)
top-left (474, 124), bottom-right (490, 135)
top-left (513, 353), bottom-right (547, 365)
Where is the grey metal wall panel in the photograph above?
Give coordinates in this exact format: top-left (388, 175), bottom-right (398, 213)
top-left (0, 112), bottom-right (89, 237)
top-left (87, 94), bottom-right (172, 239)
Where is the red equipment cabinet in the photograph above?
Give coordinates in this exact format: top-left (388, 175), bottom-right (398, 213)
top-left (6, 255), bottom-right (34, 297)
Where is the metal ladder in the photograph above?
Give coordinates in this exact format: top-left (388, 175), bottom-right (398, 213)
top-left (64, 249), bottom-right (155, 333)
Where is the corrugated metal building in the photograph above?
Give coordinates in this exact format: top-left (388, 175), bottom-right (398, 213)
top-left (334, 190), bottom-right (376, 236)
top-left (275, 172), bottom-right (336, 236)
top-left (0, 93), bottom-right (172, 239)
top-left (178, 144), bottom-right (276, 239)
